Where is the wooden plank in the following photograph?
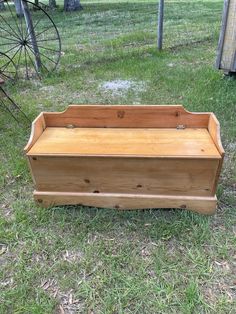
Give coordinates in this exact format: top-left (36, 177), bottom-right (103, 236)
top-left (208, 114), bottom-right (225, 194)
top-left (29, 156), bottom-right (219, 197)
top-left (28, 127), bottom-right (221, 158)
top-left (34, 191), bottom-right (217, 215)
top-left (218, 0), bottom-right (236, 71)
top-left (208, 114), bottom-right (225, 156)
top-left (231, 49), bottom-right (236, 71)
top-left (43, 105), bottom-right (211, 129)
top-left (24, 113), bottom-right (46, 153)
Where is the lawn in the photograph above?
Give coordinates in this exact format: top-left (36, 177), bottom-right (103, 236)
top-left (0, 0), bottom-right (236, 313)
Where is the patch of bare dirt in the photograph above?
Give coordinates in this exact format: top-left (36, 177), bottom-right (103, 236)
top-left (41, 279), bottom-right (84, 314)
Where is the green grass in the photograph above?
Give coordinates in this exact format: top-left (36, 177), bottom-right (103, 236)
top-left (0, 1), bottom-right (236, 313)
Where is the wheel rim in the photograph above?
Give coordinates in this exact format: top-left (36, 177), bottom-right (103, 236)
top-left (0, 51), bottom-right (17, 81)
top-left (0, 0), bottom-right (61, 79)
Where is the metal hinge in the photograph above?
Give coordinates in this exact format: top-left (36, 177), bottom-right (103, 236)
top-left (66, 124), bottom-right (75, 129)
top-left (176, 124), bottom-right (186, 130)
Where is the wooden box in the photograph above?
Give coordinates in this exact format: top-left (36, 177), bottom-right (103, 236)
top-left (25, 105), bottom-right (224, 214)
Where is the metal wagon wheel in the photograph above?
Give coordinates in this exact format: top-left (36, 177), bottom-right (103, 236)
top-left (0, 0), bottom-right (61, 79)
top-left (0, 85), bottom-right (30, 124)
top-left (0, 52), bottom-right (18, 81)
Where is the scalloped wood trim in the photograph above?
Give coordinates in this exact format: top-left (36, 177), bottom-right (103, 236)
top-left (34, 191), bottom-right (217, 215)
top-left (24, 113), bottom-right (46, 153)
top-left (42, 105), bottom-right (212, 128)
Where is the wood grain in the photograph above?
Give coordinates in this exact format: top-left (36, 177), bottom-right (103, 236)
top-left (29, 156), bottom-right (219, 197)
top-left (208, 114), bottom-right (225, 156)
top-left (34, 191), bottom-right (217, 215)
top-left (217, 0), bottom-right (236, 72)
top-left (208, 114), bottom-right (225, 194)
top-left (43, 105), bottom-right (211, 128)
top-left (28, 127), bottom-right (221, 158)
top-left (25, 105), bottom-right (223, 214)
top-left (216, 0), bottom-right (230, 69)
top-left (24, 113), bottom-right (46, 153)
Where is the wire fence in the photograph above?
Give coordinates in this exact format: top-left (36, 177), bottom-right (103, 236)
top-left (55, 0), bottom-right (223, 51)
top-left (0, 0), bottom-right (224, 126)
top-left (42, 0), bottom-right (224, 66)
top-left (0, 0), bottom-right (223, 75)
top-left (163, 0), bottom-right (222, 48)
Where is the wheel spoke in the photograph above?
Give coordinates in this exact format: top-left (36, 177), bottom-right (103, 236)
top-left (0, 71), bottom-right (13, 80)
top-left (0, 60), bottom-right (11, 71)
top-left (25, 45), bottom-right (40, 77)
top-left (0, 52), bottom-right (17, 80)
top-left (0, 34), bottom-right (20, 43)
top-left (0, 87), bottom-right (29, 122)
top-left (36, 51), bottom-right (57, 65)
top-left (28, 44), bottom-right (49, 73)
top-left (16, 45), bottom-right (23, 70)
top-left (6, 0), bottom-right (24, 39)
top-left (0, 24), bottom-right (22, 41)
top-left (31, 44), bottom-right (60, 53)
top-left (24, 15), bottom-right (45, 41)
top-left (0, 98), bottom-right (19, 122)
top-left (33, 25), bottom-right (55, 40)
top-left (4, 43), bottom-right (21, 55)
top-left (0, 41), bottom-right (20, 47)
top-left (40, 62), bottom-right (49, 73)
top-left (27, 43), bottom-right (57, 65)
top-left (0, 0), bottom-right (61, 78)
top-left (25, 43), bottom-right (42, 74)
top-left (0, 15), bottom-right (22, 40)
top-left (1, 71), bottom-right (16, 75)
top-left (24, 46), bottom-right (29, 79)
top-left (10, 45), bottom-right (22, 64)
top-left (28, 37), bottom-right (59, 44)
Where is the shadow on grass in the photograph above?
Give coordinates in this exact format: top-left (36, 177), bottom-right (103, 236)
top-left (28, 202), bottom-right (213, 244)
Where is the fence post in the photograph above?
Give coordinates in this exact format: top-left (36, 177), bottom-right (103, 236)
top-left (157, 0), bottom-right (164, 50)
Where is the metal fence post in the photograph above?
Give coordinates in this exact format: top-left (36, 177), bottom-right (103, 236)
top-left (157, 0), bottom-right (164, 50)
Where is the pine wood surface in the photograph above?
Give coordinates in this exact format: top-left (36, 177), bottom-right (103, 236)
top-left (29, 156), bottom-right (219, 197)
top-left (43, 105), bottom-right (211, 128)
top-left (34, 191), bottom-right (217, 215)
top-left (25, 105), bottom-right (224, 214)
top-left (28, 127), bottom-right (221, 158)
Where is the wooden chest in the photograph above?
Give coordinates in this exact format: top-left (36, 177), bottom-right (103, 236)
top-left (25, 105), bottom-right (224, 214)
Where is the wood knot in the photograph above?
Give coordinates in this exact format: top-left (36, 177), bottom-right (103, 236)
top-left (180, 204), bottom-right (186, 209)
top-left (117, 110), bottom-right (125, 119)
